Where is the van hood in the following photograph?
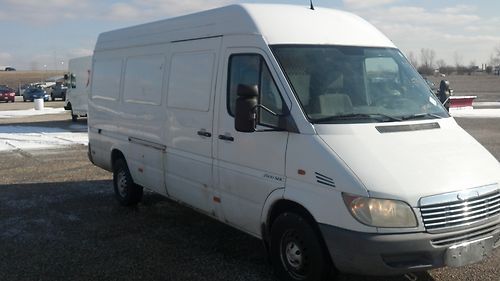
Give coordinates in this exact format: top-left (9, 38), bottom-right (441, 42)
top-left (316, 118), bottom-right (500, 206)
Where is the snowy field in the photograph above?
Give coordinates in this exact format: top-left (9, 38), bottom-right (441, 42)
top-left (0, 124), bottom-right (88, 152)
top-left (0, 108), bottom-right (88, 152)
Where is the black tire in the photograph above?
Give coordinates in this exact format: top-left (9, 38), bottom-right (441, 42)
top-left (71, 109), bottom-right (78, 122)
top-left (270, 213), bottom-right (331, 281)
top-left (113, 158), bottom-right (143, 206)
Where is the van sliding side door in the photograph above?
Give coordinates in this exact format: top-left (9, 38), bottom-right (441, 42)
top-left (163, 37), bottom-right (222, 215)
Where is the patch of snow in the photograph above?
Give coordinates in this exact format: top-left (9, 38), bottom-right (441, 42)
top-left (0, 125), bottom-right (88, 152)
top-left (451, 108), bottom-right (500, 118)
top-left (473, 102), bottom-right (500, 108)
top-left (0, 107), bottom-right (66, 119)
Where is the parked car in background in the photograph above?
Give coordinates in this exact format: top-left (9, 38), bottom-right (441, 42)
top-left (0, 85), bottom-right (15, 92)
top-left (23, 87), bottom-right (49, 102)
top-left (5, 67), bottom-right (16, 71)
top-left (16, 84), bottom-right (30, 96)
top-left (0, 86), bottom-right (15, 102)
top-left (51, 82), bottom-right (67, 101)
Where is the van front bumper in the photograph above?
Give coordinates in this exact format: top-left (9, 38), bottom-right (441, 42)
top-left (319, 221), bottom-right (500, 276)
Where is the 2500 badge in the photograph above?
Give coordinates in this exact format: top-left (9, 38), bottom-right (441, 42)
top-left (263, 174), bottom-right (284, 182)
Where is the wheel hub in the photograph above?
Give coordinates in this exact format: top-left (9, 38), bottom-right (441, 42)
top-left (117, 170), bottom-right (128, 197)
top-left (285, 241), bottom-right (303, 269)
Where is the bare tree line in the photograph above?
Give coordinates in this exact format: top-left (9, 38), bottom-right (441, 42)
top-left (407, 44), bottom-right (500, 76)
top-left (491, 45), bottom-right (500, 66)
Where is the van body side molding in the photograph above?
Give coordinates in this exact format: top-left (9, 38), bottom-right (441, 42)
top-left (171, 35), bottom-right (223, 44)
top-left (376, 122), bottom-right (440, 134)
top-left (128, 137), bottom-right (167, 151)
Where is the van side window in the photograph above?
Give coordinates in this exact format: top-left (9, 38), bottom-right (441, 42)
top-left (228, 54), bottom-right (284, 128)
top-left (168, 52), bottom-right (216, 112)
top-left (124, 55), bottom-right (164, 105)
top-left (92, 59), bottom-right (122, 100)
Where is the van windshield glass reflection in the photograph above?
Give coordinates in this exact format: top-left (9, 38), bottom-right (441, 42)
top-left (272, 46), bottom-right (449, 123)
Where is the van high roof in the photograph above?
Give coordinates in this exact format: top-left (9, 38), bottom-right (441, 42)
top-left (95, 4), bottom-right (395, 51)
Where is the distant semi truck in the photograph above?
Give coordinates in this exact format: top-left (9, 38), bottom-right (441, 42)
top-left (64, 56), bottom-right (92, 121)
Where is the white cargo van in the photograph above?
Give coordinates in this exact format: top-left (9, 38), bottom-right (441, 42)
top-left (88, 4), bottom-right (500, 280)
top-left (64, 56), bottom-right (92, 121)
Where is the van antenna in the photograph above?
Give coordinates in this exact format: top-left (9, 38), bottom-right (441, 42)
top-left (310, 0), bottom-right (315, 10)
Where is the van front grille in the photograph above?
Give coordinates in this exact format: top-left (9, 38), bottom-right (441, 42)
top-left (431, 223), bottom-right (500, 247)
top-left (420, 189), bottom-right (500, 233)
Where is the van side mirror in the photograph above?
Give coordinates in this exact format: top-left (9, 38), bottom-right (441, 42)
top-left (235, 84), bottom-right (258, 132)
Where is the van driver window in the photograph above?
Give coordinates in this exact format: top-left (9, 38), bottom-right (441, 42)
top-left (228, 54), bottom-right (284, 128)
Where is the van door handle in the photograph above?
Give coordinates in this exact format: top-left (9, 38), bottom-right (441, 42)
top-left (218, 135), bottom-right (234, 142)
top-left (197, 130), bottom-right (212, 138)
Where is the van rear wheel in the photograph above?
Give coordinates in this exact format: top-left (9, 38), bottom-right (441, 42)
top-left (270, 213), bottom-right (331, 281)
top-left (71, 109), bottom-right (78, 122)
top-left (113, 158), bottom-right (143, 206)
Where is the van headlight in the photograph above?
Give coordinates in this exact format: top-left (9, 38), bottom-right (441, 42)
top-left (342, 193), bottom-right (417, 228)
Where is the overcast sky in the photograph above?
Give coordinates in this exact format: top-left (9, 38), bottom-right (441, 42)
top-left (0, 0), bottom-right (499, 70)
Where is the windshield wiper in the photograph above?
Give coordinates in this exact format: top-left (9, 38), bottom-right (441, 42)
top-left (312, 113), bottom-right (402, 123)
top-left (401, 113), bottom-right (443, 121)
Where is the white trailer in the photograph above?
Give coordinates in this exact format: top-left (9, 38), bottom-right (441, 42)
top-left (88, 4), bottom-right (500, 280)
top-left (64, 56), bottom-right (92, 121)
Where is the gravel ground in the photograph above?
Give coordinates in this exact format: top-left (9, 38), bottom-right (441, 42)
top-left (455, 118), bottom-right (500, 160)
top-left (0, 146), bottom-right (275, 281)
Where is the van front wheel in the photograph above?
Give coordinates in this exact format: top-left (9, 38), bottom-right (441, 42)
top-left (113, 158), bottom-right (143, 206)
top-left (270, 213), bottom-right (330, 281)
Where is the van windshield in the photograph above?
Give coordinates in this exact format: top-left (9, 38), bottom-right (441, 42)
top-left (272, 45), bottom-right (449, 124)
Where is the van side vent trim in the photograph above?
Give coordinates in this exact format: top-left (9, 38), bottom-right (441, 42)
top-left (315, 172), bottom-right (336, 188)
top-left (376, 123), bottom-right (440, 134)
